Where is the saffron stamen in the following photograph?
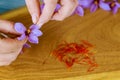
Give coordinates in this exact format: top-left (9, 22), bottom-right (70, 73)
top-left (27, 29), bottom-right (31, 34)
top-left (94, 1), bottom-right (98, 5)
top-left (111, 2), bottom-right (115, 7)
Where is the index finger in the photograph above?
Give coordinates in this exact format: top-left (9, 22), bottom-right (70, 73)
top-left (25, 0), bottom-right (40, 24)
top-left (37, 0), bottom-right (58, 28)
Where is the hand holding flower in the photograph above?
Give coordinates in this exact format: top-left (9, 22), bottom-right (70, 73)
top-left (14, 23), bottom-right (43, 44)
top-left (0, 20), bottom-right (27, 66)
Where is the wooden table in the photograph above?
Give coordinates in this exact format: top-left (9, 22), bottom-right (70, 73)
top-left (0, 7), bottom-right (120, 80)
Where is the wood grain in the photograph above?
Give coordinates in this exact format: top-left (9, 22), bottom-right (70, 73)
top-left (0, 7), bottom-right (120, 80)
top-left (56, 71), bottom-right (120, 80)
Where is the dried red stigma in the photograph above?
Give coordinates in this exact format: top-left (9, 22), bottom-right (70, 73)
top-left (51, 40), bottom-right (98, 72)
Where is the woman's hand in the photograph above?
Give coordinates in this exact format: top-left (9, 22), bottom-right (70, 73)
top-left (0, 20), bottom-right (27, 66)
top-left (25, 0), bottom-right (78, 28)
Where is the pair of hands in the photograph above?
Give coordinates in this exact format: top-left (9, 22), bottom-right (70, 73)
top-left (0, 0), bottom-right (78, 66)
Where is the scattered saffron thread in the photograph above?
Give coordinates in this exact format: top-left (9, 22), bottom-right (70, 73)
top-left (51, 40), bottom-right (98, 72)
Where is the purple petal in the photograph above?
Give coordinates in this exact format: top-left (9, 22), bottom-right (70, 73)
top-left (40, 4), bottom-right (44, 11)
top-left (30, 24), bottom-right (39, 30)
top-left (75, 6), bottom-right (84, 16)
top-left (55, 4), bottom-right (61, 12)
top-left (14, 23), bottom-right (26, 34)
top-left (31, 29), bottom-right (43, 37)
top-left (23, 43), bottom-right (31, 48)
top-left (116, 2), bottom-right (120, 8)
top-left (28, 34), bottom-right (39, 44)
top-left (90, 4), bottom-right (98, 13)
top-left (112, 6), bottom-right (119, 14)
top-left (20, 43), bottom-right (31, 54)
top-left (78, 0), bottom-right (93, 8)
top-left (17, 34), bottom-right (26, 40)
top-left (99, 2), bottom-right (111, 11)
top-left (113, 0), bottom-right (118, 1)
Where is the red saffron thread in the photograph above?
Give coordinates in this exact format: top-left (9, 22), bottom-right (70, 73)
top-left (51, 40), bottom-right (98, 72)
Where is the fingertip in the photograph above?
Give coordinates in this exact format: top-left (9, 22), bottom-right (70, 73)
top-left (37, 15), bottom-right (50, 26)
top-left (51, 0), bottom-right (78, 21)
top-left (14, 38), bottom-right (28, 46)
top-left (36, 23), bottom-right (44, 29)
top-left (20, 38), bottom-right (28, 45)
top-left (52, 17), bottom-right (65, 21)
top-left (31, 14), bottom-right (39, 24)
top-left (52, 12), bottom-right (65, 21)
top-left (0, 61), bottom-right (11, 66)
top-left (25, 0), bottom-right (40, 24)
top-left (0, 20), bottom-right (17, 34)
top-left (37, 0), bottom-right (58, 27)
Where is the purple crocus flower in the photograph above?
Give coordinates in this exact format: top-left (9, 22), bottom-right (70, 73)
top-left (14, 23), bottom-right (43, 44)
top-left (90, 0), bottom-right (111, 13)
top-left (102, 0), bottom-right (120, 14)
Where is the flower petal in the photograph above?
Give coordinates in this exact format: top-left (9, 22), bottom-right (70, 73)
top-left (14, 23), bottom-right (26, 34)
top-left (90, 4), bottom-right (98, 13)
top-left (99, 2), bottom-right (111, 11)
top-left (78, 0), bottom-right (93, 8)
top-left (17, 34), bottom-right (26, 40)
top-left (112, 6), bottom-right (119, 14)
top-left (40, 4), bottom-right (44, 11)
top-left (76, 6), bottom-right (84, 16)
top-left (23, 43), bottom-right (31, 48)
top-left (116, 2), bottom-right (120, 8)
top-left (31, 29), bottom-right (43, 37)
top-left (28, 34), bottom-right (39, 44)
top-left (55, 4), bottom-right (61, 12)
top-left (30, 24), bottom-right (39, 30)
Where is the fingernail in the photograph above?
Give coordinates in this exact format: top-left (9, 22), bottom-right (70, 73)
top-left (32, 14), bottom-right (38, 24)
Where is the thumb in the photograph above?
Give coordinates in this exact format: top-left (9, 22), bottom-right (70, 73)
top-left (0, 38), bottom-right (27, 48)
top-left (0, 20), bottom-right (27, 46)
top-left (0, 36), bottom-right (27, 55)
top-left (0, 20), bottom-right (19, 34)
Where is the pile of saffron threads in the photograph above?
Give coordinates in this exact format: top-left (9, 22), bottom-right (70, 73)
top-left (51, 40), bottom-right (98, 72)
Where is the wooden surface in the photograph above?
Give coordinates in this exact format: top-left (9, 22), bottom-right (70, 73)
top-left (1, 7), bottom-right (120, 80)
top-left (56, 71), bottom-right (120, 80)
